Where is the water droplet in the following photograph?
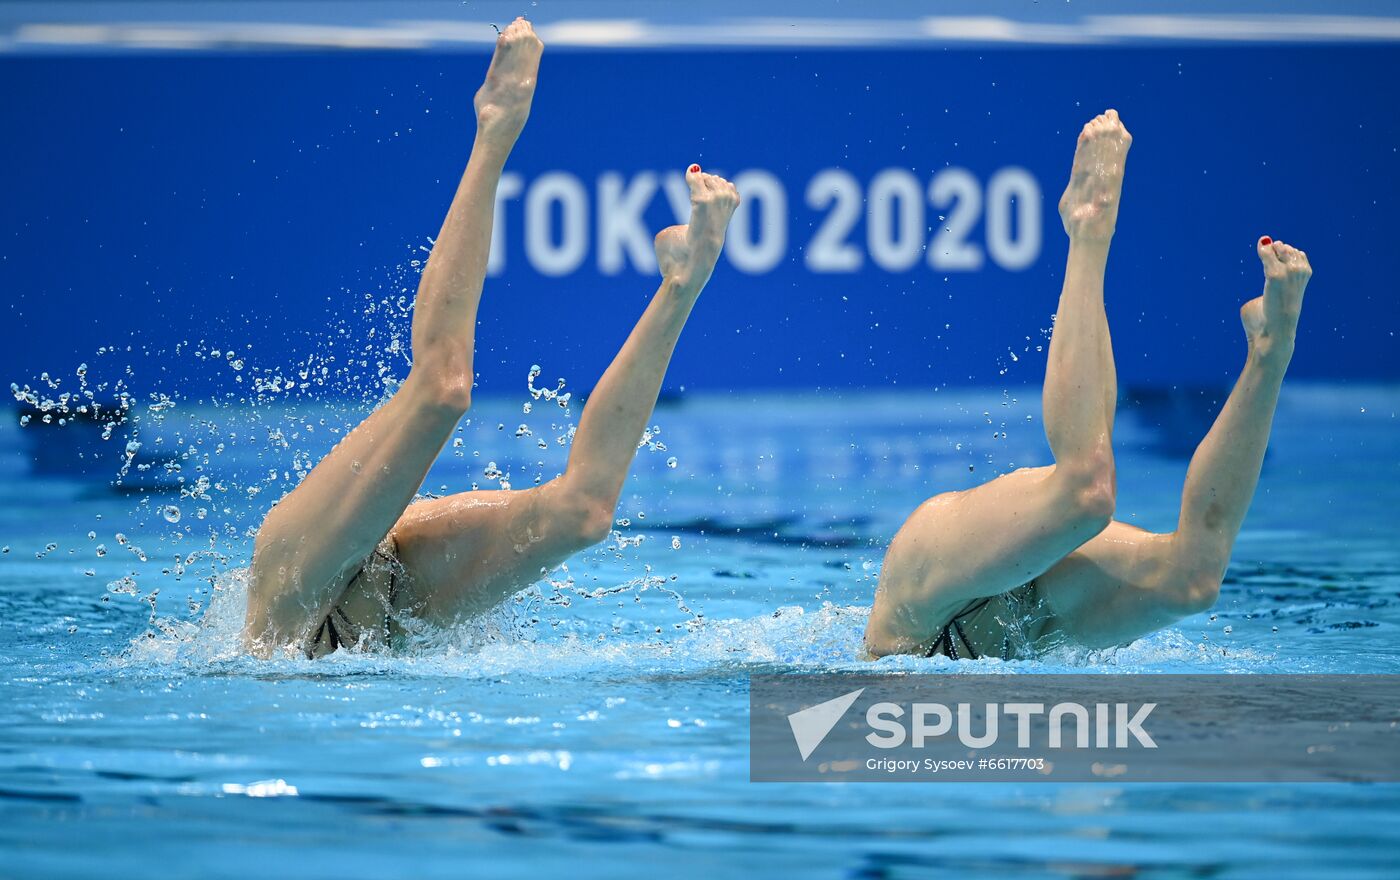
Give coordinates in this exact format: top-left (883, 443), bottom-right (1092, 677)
top-left (666, 456), bottom-right (678, 469)
top-left (671, 536), bottom-right (681, 550)
top-left (162, 504), bottom-right (182, 524)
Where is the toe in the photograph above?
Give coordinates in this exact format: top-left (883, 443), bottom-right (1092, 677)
top-left (1258, 236), bottom-right (1284, 270)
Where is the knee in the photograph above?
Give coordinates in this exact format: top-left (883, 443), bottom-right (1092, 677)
top-left (552, 484), bottom-right (616, 548)
top-left (575, 504), bottom-right (616, 546)
top-left (1156, 541), bottom-right (1226, 617)
top-left (1055, 448), bottom-right (1116, 528)
top-left (405, 366), bottom-right (473, 415)
top-left (1164, 568), bottom-right (1223, 617)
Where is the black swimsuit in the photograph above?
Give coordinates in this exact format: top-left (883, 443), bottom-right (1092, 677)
top-left (925, 580), bottom-right (1046, 661)
top-left (306, 542), bottom-right (401, 658)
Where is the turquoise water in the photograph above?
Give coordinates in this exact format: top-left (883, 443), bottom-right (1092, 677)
top-left (2, 386), bottom-right (1398, 877)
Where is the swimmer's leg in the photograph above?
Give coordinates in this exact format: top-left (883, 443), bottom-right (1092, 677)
top-left (865, 111), bottom-right (1131, 657)
top-left (389, 168), bottom-right (741, 622)
top-left (1035, 237), bottom-right (1312, 647)
top-left (243, 19), bottom-right (543, 654)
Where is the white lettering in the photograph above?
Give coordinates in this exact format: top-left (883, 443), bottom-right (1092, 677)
top-left (867, 168), bottom-right (924, 271)
top-left (806, 168), bottom-right (863, 272)
top-left (597, 171), bottom-right (658, 275)
top-left (910, 702), bottom-right (952, 747)
top-left (957, 702), bottom-right (999, 749)
top-left (726, 170), bottom-right (787, 273)
top-left (928, 167), bottom-right (984, 271)
top-left (1049, 702), bottom-right (1091, 748)
top-left (525, 171), bottom-right (588, 276)
top-left (986, 167), bottom-right (1041, 270)
top-left (865, 702), bottom-right (906, 748)
top-left (1003, 702), bottom-right (1045, 748)
top-left (1117, 702), bottom-right (1156, 748)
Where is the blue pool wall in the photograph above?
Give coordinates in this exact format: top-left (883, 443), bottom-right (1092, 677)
top-left (2, 44), bottom-right (1396, 397)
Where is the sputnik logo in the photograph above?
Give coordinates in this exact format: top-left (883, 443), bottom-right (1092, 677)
top-left (786, 688), bottom-right (865, 761)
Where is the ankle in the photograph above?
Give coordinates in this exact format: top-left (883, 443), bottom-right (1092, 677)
top-left (661, 273), bottom-right (702, 298)
top-left (1248, 335), bottom-right (1295, 371)
top-left (1067, 236), bottom-right (1112, 258)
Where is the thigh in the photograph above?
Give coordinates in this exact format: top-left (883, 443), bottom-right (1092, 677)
top-left (390, 481), bottom-right (584, 625)
top-left (867, 466), bottom-right (1105, 656)
top-left (1035, 521), bottom-right (1186, 648)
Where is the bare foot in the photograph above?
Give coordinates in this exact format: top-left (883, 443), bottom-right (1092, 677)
top-left (1242, 236), bottom-right (1311, 365)
top-left (654, 165), bottom-right (740, 292)
top-left (1059, 109), bottom-right (1132, 242)
top-left (473, 18), bottom-right (543, 151)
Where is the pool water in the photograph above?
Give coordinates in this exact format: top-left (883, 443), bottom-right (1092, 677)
top-left (2, 385), bottom-right (1398, 878)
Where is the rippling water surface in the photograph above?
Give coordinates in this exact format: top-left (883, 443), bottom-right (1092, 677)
top-left (2, 387), bottom-right (1397, 878)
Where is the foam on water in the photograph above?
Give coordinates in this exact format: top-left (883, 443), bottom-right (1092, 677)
top-left (111, 556), bottom-right (1269, 685)
top-left (7, 258), bottom-right (690, 656)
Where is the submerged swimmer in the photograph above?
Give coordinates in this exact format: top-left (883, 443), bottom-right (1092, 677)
top-left (866, 110), bottom-right (1313, 659)
top-left (243, 19), bottom-right (739, 657)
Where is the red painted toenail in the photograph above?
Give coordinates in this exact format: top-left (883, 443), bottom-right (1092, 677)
top-left (689, 164), bottom-right (700, 173)
top-left (1260, 236), bottom-right (1272, 246)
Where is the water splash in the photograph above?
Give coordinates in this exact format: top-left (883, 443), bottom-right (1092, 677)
top-left (12, 253), bottom-right (696, 663)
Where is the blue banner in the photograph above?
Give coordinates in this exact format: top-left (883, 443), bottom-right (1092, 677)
top-left (2, 45), bottom-right (1395, 397)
